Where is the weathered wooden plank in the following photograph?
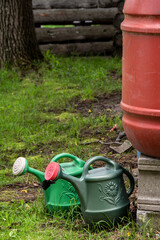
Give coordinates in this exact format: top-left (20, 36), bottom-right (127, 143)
top-left (114, 47), bottom-right (122, 56)
top-left (32, 0), bottom-right (121, 9)
top-left (113, 13), bottom-right (124, 29)
top-left (117, 1), bottom-right (124, 12)
top-left (33, 0), bottom-right (51, 9)
top-left (99, 0), bottom-right (121, 8)
top-left (114, 32), bottom-right (122, 47)
top-left (36, 25), bottom-right (117, 43)
top-left (32, 0), bottom-right (97, 9)
top-left (33, 8), bottom-right (119, 25)
top-left (39, 41), bottom-right (113, 55)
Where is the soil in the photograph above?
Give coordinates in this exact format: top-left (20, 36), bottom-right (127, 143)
top-left (75, 92), bottom-right (122, 117)
top-left (0, 182), bottom-right (42, 203)
top-left (0, 92), bottom-right (138, 220)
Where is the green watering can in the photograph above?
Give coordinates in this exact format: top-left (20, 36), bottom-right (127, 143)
top-left (12, 153), bottom-right (85, 211)
top-left (43, 156), bottom-right (135, 224)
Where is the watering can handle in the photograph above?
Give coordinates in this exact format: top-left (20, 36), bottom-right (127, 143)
top-left (83, 156), bottom-right (119, 176)
top-left (50, 153), bottom-right (84, 167)
top-left (122, 167), bottom-right (135, 197)
top-left (83, 156), bottom-right (135, 197)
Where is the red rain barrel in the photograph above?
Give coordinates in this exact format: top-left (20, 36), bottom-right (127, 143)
top-left (121, 0), bottom-right (160, 158)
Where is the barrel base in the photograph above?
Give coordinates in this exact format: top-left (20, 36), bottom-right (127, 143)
top-left (123, 113), bottom-right (160, 158)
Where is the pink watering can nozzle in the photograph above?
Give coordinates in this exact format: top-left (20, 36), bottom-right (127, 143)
top-left (13, 157), bottom-right (28, 176)
top-left (42, 162), bottom-right (62, 190)
top-left (45, 162), bottom-right (61, 181)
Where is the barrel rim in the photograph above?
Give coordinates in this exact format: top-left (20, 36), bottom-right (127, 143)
top-left (121, 16), bottom-right (160, 34)
top-left (121, 101), bottom-right (160, 117)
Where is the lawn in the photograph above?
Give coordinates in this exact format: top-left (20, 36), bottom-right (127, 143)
top-left (0, 54), bottom-right (157, 239)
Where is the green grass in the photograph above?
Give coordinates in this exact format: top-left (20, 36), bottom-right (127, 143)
top-left (0, 55), bottom-right (122, 172)
top-left (0, 54), bottom-right (157, 239)
top-left (0, 199), bottom-right (156, 240)
top-left (42, 25), bottom-right (75, 28)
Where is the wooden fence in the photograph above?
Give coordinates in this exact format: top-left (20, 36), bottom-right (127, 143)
top-left (32, 0), bottom-right (124, 56)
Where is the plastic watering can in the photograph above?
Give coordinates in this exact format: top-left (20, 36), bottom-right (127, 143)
top-left (43, 156), bottom-right (135, 224)
top-left (13, 153), bottom-right (85, 211)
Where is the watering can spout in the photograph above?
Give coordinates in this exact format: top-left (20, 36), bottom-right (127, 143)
top-left (61, 172), bottom-right (87, 209)
top-left (13, 157), bottom-right (45, 183)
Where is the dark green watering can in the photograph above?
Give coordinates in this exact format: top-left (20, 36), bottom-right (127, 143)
top-left (12, 153), bottom-right (85, 211)
top-left (44, 156), bottom-right (135, 224)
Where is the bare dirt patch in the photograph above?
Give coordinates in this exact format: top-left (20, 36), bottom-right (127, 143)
top-left (75, 92), bottom-right (122, 117)
top-left (0, 182), bottom-right (42, 203)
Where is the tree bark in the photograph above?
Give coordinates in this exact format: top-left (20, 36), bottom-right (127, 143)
top-left (0, 0), bottom-right (42, 67)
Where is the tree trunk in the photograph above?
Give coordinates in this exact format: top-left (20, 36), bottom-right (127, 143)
top-left (0, 0), bottom-right (42, 67)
